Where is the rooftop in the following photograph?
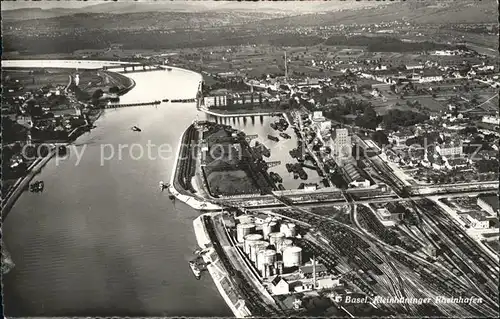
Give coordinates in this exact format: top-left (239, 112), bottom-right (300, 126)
top-left (300, 264), bottom-right (328, 274)
top-left (459, 211), bottom-right (492, 222)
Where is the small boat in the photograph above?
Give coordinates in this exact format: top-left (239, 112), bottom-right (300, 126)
top-left (159, 181), bottom-right (170, 191)
top-left (162, 99), bottom-right (169, 103)
top-left (267, 135), bottom-right (279, 142)
top-left (189, 260), bottom-right (201, 280)
top-left (279, 132), bottom-right (291, 139)
top-left (30, 181), bottom-right (44, 192)
top-left (132, 126), bottom-right (142, 132)
top-left (167, 67), bottom-right (172, 71)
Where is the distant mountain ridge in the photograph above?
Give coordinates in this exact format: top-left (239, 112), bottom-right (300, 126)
top-left (1, 0), bottom-right (389, 21)
top-left (251, 0), bottom-right (497, 26)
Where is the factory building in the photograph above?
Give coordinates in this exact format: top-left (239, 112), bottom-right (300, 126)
top-left (341, 163), bottom-right (370, 188)
top-left (374, 207), bottom-right (401, 227)
top-left (331, 128), bottom-right (352, 163)
top-left (203, 92), bottom-right (274, 109)
top-left (458, 211), bottom-right (495, 229)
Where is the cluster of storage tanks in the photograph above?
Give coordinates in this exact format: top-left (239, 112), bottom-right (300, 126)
top-left (235, 214), bottom-right (302, 278)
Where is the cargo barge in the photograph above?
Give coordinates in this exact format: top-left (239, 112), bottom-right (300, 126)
top-left (189, 260), bottom-right (202, 280)
top-left (269, 172), bottom-right (283, 184)
top-left (255, 141), bottom-right (271, 157)
top-left (279, 132), bottom-right (291, 139)
top-left (267, 135), bottom-right (279, 142)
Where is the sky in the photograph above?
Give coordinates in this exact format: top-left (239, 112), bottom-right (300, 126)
top-left (1, 0), bottom-right (386, 13)
top-left (1, 0), bottom-right (101, 10)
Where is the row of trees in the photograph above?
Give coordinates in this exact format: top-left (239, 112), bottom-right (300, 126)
top-left (382, 109), bottom-right (429, 131)
top-left (323, 35), bottom-right (454, 52)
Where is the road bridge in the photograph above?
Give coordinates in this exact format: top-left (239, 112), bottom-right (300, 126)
top-left (103, 64), bottom-right (163, 73)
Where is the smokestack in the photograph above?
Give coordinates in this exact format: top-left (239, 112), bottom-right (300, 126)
top-left (312, 255), bottom-right (317, 290)
top-left (284, 51), bottom-right (288, 83)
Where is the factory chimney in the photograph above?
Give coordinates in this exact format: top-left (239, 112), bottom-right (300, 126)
top-left (312, 255), bottom-right (317, 290)
top-left (284, 51), bottom-right (288, 83)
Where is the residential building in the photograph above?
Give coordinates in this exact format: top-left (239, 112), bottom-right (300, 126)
top-left (445, 158), bottom-right (468, 170)
top-left (406, 64), bottom-right (424, 70)
top-left (482, 115), bottom-right (500, 125)
top-left (390, 130), bottom-right (415, 146)
top-left (436, 141), bottom-right (463, 157)
top-left (269, 276), bottom-right (290, 295)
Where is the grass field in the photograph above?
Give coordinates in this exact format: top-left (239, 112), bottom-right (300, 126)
top-left (4, 69), bottom-right (71, 91)
top-left (207, 170), bottom-right (259, 195)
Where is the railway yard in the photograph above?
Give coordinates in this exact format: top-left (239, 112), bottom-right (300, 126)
top-left (171, 74), bottom-right (499, 319)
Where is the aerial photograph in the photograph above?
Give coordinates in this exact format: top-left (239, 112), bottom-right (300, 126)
top-left (1, 0), bottom-right (499, 317)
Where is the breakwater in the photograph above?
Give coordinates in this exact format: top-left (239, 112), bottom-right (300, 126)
top-left (104, 101), bottom-right (161, 108)
top-left (171, 98), bottom-right (197, 103)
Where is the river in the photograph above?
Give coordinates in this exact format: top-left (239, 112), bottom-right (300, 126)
top-left (2, 63), bottom-right (305, 316)
top-left (2, 67), bottom-right (231, 317)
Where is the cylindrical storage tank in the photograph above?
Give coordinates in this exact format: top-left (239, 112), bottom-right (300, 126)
top-left (263, 249), bottom-right (277, 266)
top-left (281, 239), bottom-right (293, 252)
top-left (244, 234), bottom-right (263, 254)
top-left (251, 241), bottom-right (269, 263)
top-left (269, 232), bottom-right (285, 251)
top-left (248, 240), bottom-right (263, 263)
top-left (283, 246), bottom-right (302, 268)
top-left (280, 224), bottom-right (290, 237)
top-left (256, 250), bottom-right (267, 271)
top-left (237, 214), bottom-right (254, 225)
top-left (263, 264), bottom-right (269, 278)
top-left (262, 221), bottom-right (277, 239)
top-left (237, 223), bottom-right (255, 243)
top-left (280, 223), bottom-right (297, 237)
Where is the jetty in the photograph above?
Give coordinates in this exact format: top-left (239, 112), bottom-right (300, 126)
top-left (104, 101), bottom-right (161, 108)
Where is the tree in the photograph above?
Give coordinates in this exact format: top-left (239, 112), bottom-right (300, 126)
top-left (372, 130), bottom-right (389, 146)
top-left (92, 89), bottom-right (104, 100)
top-left (109, 86), bottom-right (120, 94)
top-left (356, 107), bottom-right (379, 130)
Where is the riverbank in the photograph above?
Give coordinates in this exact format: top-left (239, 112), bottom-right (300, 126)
top-left (199, 104), bottom-right (280, 118)
top-left (1, 61), bottom-right (134, 219)
top-left (168, 122), bottom-right (222, 211)
top-left (1, 146), bottom-right (58, 220)
top-left (193, 214), bottom-right (251, 318)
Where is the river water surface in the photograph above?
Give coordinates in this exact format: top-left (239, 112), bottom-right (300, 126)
top-left (2, 65), bottom-right (303, 316)
top-left (2, 67), bottom-right (231, 317)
